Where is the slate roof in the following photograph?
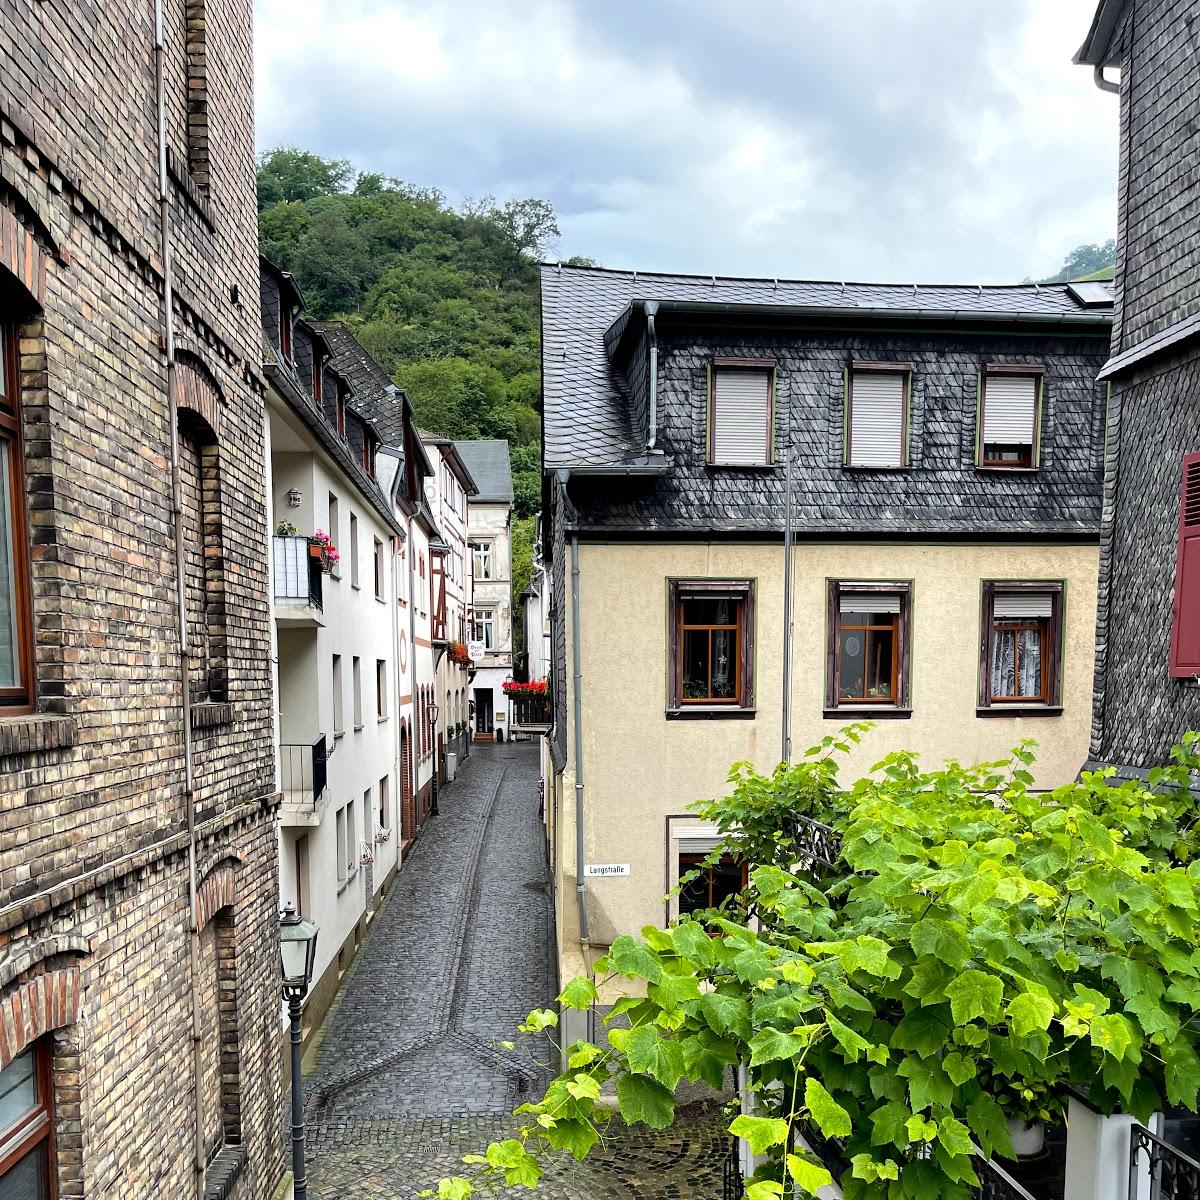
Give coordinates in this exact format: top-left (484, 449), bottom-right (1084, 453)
top-left (541, 263), bottom-right (1114, 471)
top-left (311, 321), bottom-right (408, 447)
top-left (453, 440), bottom-right (513, 504)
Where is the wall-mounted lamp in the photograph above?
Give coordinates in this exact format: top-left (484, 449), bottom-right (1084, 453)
top-left (287, 488), bottom-right (303, 508)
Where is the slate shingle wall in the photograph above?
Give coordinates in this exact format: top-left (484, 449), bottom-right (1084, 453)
top-left (570, 325), bottom-right (1109, 534)
top-left (1, 1), bottom-right (281, 1196)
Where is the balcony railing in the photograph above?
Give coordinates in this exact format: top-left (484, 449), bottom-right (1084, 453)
top-left (273, 535), bottom-right (323, 610)
top-left (280, 736), bottom-right (328, 808)
top-left (973, 1155), bottom-right (1038, 1200)
top-left (511, 693), bottom-right (552, 730)
top-left (1131, 1124), bottom-right (1200, 1200)
top-left (721, 1139), bottom-right (741, 1200)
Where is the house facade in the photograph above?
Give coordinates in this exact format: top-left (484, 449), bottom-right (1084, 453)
top-left (540, 264), bottom-right (1112, 997)
top-left (260, 266), bottom-right (407, 1037)
top-left (420, 435), bottom-right (476, 775)
top-left (455, 440), bottom-right (515, 741)
top-left (1075, 0), bottom-right (1200, 773)
top-left (0, 3), bottom-right (283, 1198)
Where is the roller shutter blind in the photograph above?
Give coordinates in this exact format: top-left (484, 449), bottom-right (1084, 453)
top-left (848, 371), bottom-right (905, 467)
top-left (982, 374), bottom-right (1038, 446)
top-left (1170, 452), bottom-right (1200, 677)
top-left (993, 593), bottom-right (1053, 618)
top-left (711, 368), bottom-right (772, 465)
top-left (839, 592), bottom-right (901, 614)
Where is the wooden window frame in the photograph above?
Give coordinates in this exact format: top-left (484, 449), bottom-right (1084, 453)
top-left (1170, 452), bottom-right (1200, 678)
top-left (844, 361), bottom-right (911, 470)
top-left (0, 320), bottom-right (35, 715)
top-left (349, 512), bottom-right (359, 588)
top-left (976, 363), bottom-right (1044, 471)
top-left (677, 852), bottom-right (748, 917)
top-left (667, 580), bottom-right (755, 717)
top-left (825, 580), bottom-right (912, 717)
top-left (376, 658), bottom-right (387, 720)
top-left (373, 538), bottom-right (385, 602)
top-left (977, 581), bottom-right (1064, 715)
top-left (706, 358), bottom-right (776, 468)
top-left (279, 306), bottom-right (293, 363)
top-left (0, 1039), bottom-right (57, 1197)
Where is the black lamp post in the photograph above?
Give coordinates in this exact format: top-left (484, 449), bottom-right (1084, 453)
top-left (428, 701), bottom-right (441, 816)
top-left (280, 902), bottom-right (319, 1200)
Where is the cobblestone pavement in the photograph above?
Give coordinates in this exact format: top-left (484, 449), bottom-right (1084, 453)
top-left (302, 741), bottom-right (731, 1199)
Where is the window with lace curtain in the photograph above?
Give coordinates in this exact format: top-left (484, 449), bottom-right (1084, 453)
top-left (979, 582), bottom-right (1064, 713)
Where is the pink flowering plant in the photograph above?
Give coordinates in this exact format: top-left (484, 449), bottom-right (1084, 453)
top-left (310, 528), bottom-right (340, 573)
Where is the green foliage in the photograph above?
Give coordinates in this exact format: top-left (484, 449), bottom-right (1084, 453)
top-left (1036, 238), bottom-right (1116, 284)
top-left (438, 729), bottom-right (1200, 1198)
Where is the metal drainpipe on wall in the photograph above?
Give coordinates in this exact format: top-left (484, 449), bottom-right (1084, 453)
top-left (152, 1), bottom-right (206, 1191)
top-left (563, 474), bottom-right (590, 951)
top-left (408, 512), bottom-right (419, 818)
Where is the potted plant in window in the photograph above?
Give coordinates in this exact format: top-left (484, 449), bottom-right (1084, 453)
top-left (275, 519), bottom-right (299, 537)
top-left (309, 528), bottom-right (339, 574)
top-left (980, 1068), bottom-right (1060, 1158)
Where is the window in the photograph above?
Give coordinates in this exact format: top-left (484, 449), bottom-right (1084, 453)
top-left (352, 656), bottom-right (362, 729)
top-left (708, 361), bottom-right (774, 466)
top-left (374, 538), bottom-right (385, 601)
top-left (845, 363), bottom-right (909, 468)
top-left (978, 366), bottom-right (1041, 469)
top-left (279, 304), bottom-right (293, 362)
top-left (472, 541), bottom-right (493, 580)
top-left (0, 320), bottom-right (33, 712)
top-left (349, 512), bottom-right (359, 587)
top-left (472, 607), bottom-right (495, 649)
top-left (379, 775), bottom-right (389, 830)
top-left (376, 659), bottom-right (387, 719)
top-left (336, 395), bottom-right (346, 440)
top-left (332, 654), bottom-right (344, 735)
top-left (336, 806), bottom-right (347, 884)
top-left (346, 799), bottom-right (357, 877)
top-left (826, 582), bottom-right (911, 713)
top-left (979, 583), bottom-right (1063, 711)
top-left (678, 853), bottom-right (747, 917)
top-left (667, 580), bottom-right (755, 713)
top-left (1171, 453), bottom-right (1200, 678)
top-left (327, 494), bottom-right (340, 576)
top-left (0, 1041), bottom-right (55, 1196)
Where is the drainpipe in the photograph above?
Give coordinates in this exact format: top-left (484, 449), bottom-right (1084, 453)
top-left (562, 475), bottom-right (590, 948)
top-left (1093, 64), bottom-right (1120, 94)
top-left (780, 448), bottom-right (794, 764)
top-left (408, 511), bottom-right (419, 818)
top-left (644, 301), bottom-right (659, 451)
top-left (153, 0), bottom-right (204, 1188)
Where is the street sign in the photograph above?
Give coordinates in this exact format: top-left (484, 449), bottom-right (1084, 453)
top-left (467, 640), bottom-right (485, 662)
top-left (584, 864), bottom-right (630, 878)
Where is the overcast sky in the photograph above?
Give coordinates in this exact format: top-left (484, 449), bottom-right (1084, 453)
top-left (254, 0), bottom-right (1115, 285)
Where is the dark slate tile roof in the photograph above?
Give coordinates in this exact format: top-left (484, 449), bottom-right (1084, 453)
top-left (453, 439), bottom-right (513, 504)
top-left (311, 321), bottom-right (409, 447)
top-left (541, 263), bottom-right (1113, 471)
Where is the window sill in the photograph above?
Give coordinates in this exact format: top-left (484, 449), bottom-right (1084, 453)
top-left (203, 1142), bottom-right (246, 1200)
top-left (666, 706), bottom-right (757, 721)
top-left (975, 465), bottom-right (1039, 473)
top-left (375, 596), bottom-right (387, 605)
top-left (705, 462), bottom-right (777, 472)
top-left (823, 706), bottom-right (911, 720)
top-left (334, 729), bottom-right (345, 740)
top-left (191, 701), bottom-right (234, 730)
top-left (330, 572), bottom-right (341, 582)
top-left (165, 146), bottom-right (214, 230)
top-left (0, 713), bottom-right (77, 759)
top-left (976, 705), bottom-right (1062, 718)
top-left (353, 723), bottom-right (364, 733)
top-left (351, 583), bottom-right (362, 591)
top-left (842, 464), bottom-right (910, 472)
top-left (377, 715), bottom-right (389, 724)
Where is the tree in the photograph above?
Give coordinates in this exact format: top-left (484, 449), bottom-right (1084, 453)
top-left (256, 148), bottom-right (354, 210)
top-left (432, 729), bottom-right (1200, 1199)
top-left (1037, 240), bottom-right (1116, 284)
top-left (510, 515), bottom-right (537, 664)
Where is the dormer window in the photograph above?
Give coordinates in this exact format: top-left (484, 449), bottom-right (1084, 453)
top-left (313, 357), bottom-right (323, 404)
top-left (336, 395), bottom-right (346, 439)
top-left (977, 365), bottom-right (1042, 470)
top-left (279, 307), bottom-right (293, 362)
top-left (707, 360), bottom-right (774, 467)
top-left (844, 363), bottom-right (910, 469)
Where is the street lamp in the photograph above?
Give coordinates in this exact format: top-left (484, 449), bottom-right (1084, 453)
top-left (280, 902), bottom-right (319, 1200)
top-left (428, 701), bottom-right (441, 816)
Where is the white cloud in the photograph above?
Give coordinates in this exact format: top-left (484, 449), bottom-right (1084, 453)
top-left (254, 0), bottom-right (1117, 283)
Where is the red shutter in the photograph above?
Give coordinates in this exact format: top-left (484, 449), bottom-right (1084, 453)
top-left (1169, 452), bottom-right (1200, 677)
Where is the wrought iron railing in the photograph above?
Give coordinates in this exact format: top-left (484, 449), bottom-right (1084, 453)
top-left (721, 1139), bottom-right (742, 1200)
top-left (972, 1155), bottom-right (1038, 1200)
top-left (279, 736), bottom-right (328, 807)
top-left (790, 814), bottom-right (843, 881)
top-left (273, 535), bottom-right (323, 610)
top-left (1131, 1123), bottom-right (1200, 1200)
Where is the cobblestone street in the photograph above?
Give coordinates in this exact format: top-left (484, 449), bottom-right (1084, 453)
top-left (302, 740), bottom-right (728, 1199)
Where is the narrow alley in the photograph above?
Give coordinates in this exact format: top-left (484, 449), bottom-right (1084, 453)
top-left (300, 741), bottom-right (728, 1198)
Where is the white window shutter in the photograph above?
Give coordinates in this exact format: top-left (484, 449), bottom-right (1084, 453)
top-left (993, 593), bottom-right (1052, 618)
top-left (712, 369), bottom-right (771, 465)
top-left (839, 592), bottom-right (902, 614)
top-left (982, 375), bottom-right (1037, 446)
top-left (848, 372), bottom-right (905, 467)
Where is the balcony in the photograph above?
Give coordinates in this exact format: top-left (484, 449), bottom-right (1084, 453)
top-left (279, 736), bottom-right (330, 827)
top-left (273, 536), bottom-right (324, 626)
top-left (510, 693), bottom-right (552, 733)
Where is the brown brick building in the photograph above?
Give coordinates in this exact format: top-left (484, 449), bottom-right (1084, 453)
top-left (0, 2), bottom-right (283, 1198)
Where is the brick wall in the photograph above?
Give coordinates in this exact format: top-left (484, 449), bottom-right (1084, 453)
top-left (1, 0), bottom-right (282, 1197)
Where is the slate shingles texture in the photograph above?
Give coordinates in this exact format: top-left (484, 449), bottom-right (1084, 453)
top-left (541, 264), bottom-right (1113, 536)
top-left (453, 439), bottom-right (514, 504)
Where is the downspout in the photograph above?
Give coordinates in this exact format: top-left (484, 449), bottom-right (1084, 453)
top-left (408, 511), bottom-right (419, 817)
top-left (153, 1), bottom-right (205, 1188)
top-left (644, 301), bottom-right (659, 451)
top-left (1093, 64), bottom-right (1120, 94)
top-left (562, 474), bottom-right (589, 947)
top-left (780, 447), bottom-right (794, 764)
